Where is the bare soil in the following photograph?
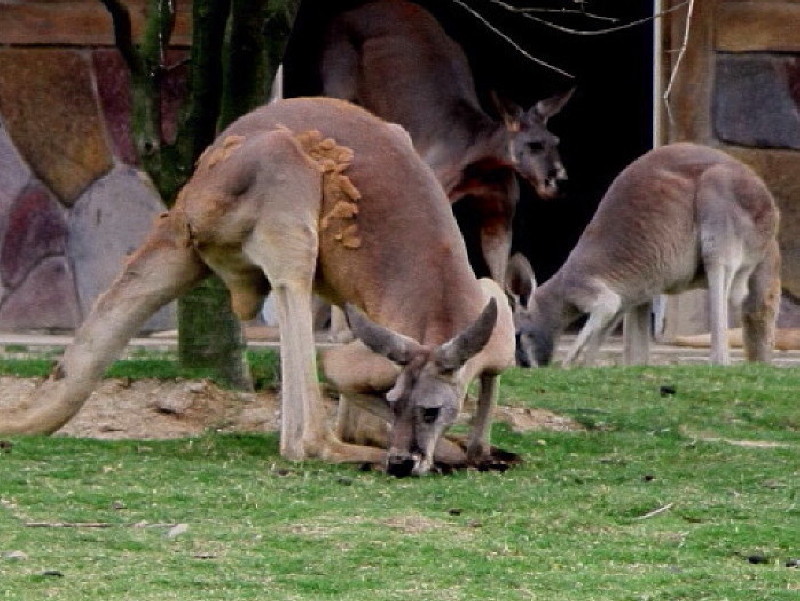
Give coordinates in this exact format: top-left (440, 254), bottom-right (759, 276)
top-left (0, 376), bottom-right (580, 440)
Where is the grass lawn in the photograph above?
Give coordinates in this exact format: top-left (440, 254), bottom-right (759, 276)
top-left (1, 357), bottom-right (798, 600)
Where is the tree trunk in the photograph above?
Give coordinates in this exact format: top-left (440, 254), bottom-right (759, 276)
top-left (177, 278), bottom-right (252, 389)
top-left (175, 0), bottom-right (248, 389)
top-left (101, 0), bottom-right (299, 390)
top-left (176, 0), bottom-right (299, 389)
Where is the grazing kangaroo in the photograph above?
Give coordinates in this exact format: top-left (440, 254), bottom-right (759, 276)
top-left (321, 0), bottom-right (572, 282)
top-left (515, 143), bottom-right (781, 367)
top-left (0, 98), bottom-right (515, 477)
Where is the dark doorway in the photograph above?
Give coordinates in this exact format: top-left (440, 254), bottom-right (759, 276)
top-left (282, 0), bottom-right (653, 283)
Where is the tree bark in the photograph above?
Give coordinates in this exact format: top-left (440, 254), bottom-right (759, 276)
top-left (176, 0), bottom-right (299, 389)
top-left (101, 0), bottom-right (299, 389)
top-left (174, 0), bottom-right (249, 389)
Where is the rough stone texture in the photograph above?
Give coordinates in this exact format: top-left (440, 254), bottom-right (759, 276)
top-left (92, 48), bottom-right (190, 164)
top-left (159, 50), bottom-right (190, 144)
top-left (0, 124), bottom-right (31, 267)
top-left (92, 50), bottom-right (138, 165)
top-left (726, 146), bottom-right (800, 300)
top-left (0, 122), bottom-right (30, 208)
top-left (0, 48), bottom-right (112, 204)
top-left (714, 54), bottom-right (800, 150)
top-left (0, 5), bottom-right (193, 333)
top-left (68, 166), bottom-right (175, 331)
top-left (0, 256), bottom-right (80, 331)
top-left (717, 3), bottom-right (800, 53)
top-left (1, 181), bottom-right (69, 290)
top-left (0, 1), bottom-right (193, 47)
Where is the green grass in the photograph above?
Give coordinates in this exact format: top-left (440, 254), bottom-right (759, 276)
top-left (1, 362), bottom-right (799, 600)
top-left (0, 349), bottom-right (282, 390)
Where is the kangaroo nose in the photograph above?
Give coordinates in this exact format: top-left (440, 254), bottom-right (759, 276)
top-left (515, 333), bottom-right (533, 367)
top-left (386, 453), bottom-right (417, 478)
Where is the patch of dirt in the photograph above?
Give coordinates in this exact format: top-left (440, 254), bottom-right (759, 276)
top-left (493, 406), bottom-right (584, 433)
top-left (0, 377), bottom-right (279, 440)
top-left (0, 376), bottom-right (580, 440)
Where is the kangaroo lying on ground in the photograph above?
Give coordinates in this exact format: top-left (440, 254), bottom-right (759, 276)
top-left (0, 97), bottom-right (515, 476)
top-left (515, 143), bottom-right (781, 367)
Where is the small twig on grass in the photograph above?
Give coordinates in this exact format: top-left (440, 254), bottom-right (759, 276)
top-left (25, 522), bottom-right (113, 528)
top-left (25, 521), bottom-right (182, 528)
top-left (635, 502), bottom-right (674, 520)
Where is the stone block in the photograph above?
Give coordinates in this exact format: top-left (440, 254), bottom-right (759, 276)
top-left (0, 2), bottom-right (192, 47)
top-left (92, 48), bottom-right (189, 164)
top-left (68, 165), bottom-right (175, 331)
top-left (92, 49), bottom-right (138, 165)
top-left (717, 4), bottom-right (800, 53)
top-left (725, 146), bottom-right (800, 299)
top-left (713, 54), bottom-right (800, 150)
top-left (0, 122), bottom-right (30, 209)
top-left (1, 181), bottom-right (68, 290)
top-left (0, 48), bottom-right (112, 203)
top-left (0, 256), bottom-right (80, 331)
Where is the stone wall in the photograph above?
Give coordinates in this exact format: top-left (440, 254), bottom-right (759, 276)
top-left (0, 1), bottom-right (191, 332)
top-left (659, 0), bottom-right (800, 336)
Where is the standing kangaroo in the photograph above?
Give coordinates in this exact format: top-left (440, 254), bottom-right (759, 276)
top-left (0, 98), bottom-right (515, 477)
top-left (515, 143), bottom-right (781, 367)
top-left (321, 0), bottom-right (572, 282)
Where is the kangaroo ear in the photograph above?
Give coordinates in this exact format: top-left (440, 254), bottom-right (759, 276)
top-left (532, 86), bottom-right (575, 123)
top-left (344, 304), bottom-right (422, 365)
top-left (434, 298), bottom-right (498, 372)
top-left (490, 91), bottom-right (524, 132)
top-left (505, 253), bottom-right (536, 308)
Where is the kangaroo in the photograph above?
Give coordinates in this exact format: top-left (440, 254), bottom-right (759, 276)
top-left (515, 143), bottom-right (781, 367)
top-left (321, 0), bottom-right (572, 282)
top-left (0, 98), bottom-right (515, 477)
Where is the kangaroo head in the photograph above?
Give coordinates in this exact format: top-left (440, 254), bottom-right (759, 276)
top-left (497, 87), bottom-right (574, 200)
top-left (345, 299), bottom-right (498, 477)
top-left (510, 271), bottom-right (561, 368)
top-left (515, 305), bottom-right (557, 367)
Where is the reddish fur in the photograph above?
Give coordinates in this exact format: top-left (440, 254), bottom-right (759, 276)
top-left (0, 98), bottom-right (514, 474)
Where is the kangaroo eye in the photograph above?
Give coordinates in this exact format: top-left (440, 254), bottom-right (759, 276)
top-left (420, 407), bottom-right (440, 424)
top-left (527, 141), bottom-right (545, 152)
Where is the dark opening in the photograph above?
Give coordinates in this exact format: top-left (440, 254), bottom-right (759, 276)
top-left (282, 0), bottom-right (653, 283)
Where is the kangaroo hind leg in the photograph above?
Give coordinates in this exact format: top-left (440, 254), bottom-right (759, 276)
top-left (623, 303), bottom-right (652, 365)
top-left (696, 165), bottom-right (749, 365)
top-left (242, 134), bottom-right (384, 464)
top-left (742, 240), bottom-right (781, 362)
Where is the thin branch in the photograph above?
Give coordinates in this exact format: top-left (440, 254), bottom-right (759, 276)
top-left (635, 502), bottom-right (674, 520)
top-left (662, 0), bottom-right (695, 105)
top-left (483, 0), bottom-right (691, 36)
top-left (509, 6), bottom-right (617, 23)
top-left (156, 0), bottom-right (177, 66)
top-left (449, 0), bottom-right (574, 79)
top-left (25, 522), bottom-right (113, 528)
top-left (98, 0), bottom-right (143, 75)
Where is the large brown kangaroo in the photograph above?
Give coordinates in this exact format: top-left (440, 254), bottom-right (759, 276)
top-left (321, 0), bottom-right (572, 282)
top-left (0, 98), bottom-right (515, 477)
top-left (515, 143), bottom-right (781, 367)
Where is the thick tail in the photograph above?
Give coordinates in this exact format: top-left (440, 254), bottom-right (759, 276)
top-left (0, 212), bottom-right (209, 435)
top-left (742, 240), bottom-right (781, 362)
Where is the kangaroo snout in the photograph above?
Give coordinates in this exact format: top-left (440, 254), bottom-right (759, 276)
top-left (386, 450), bottom-right (422, 478)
